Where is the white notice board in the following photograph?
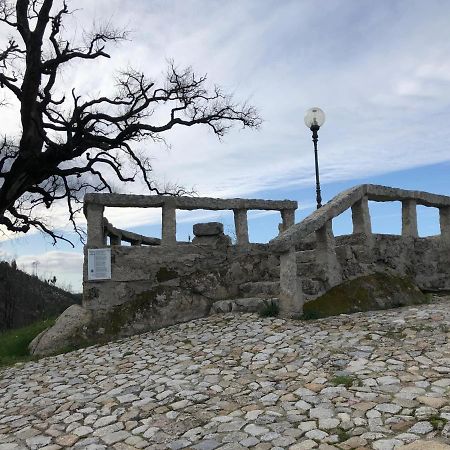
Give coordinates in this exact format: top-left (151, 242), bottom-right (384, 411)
top-left (88, 248), bottom-right (112, 280)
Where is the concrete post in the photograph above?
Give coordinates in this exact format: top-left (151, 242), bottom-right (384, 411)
top-left (234, 209), bottom-right (249, 245)
top-left (280, 209), bottom-right (295, 233)
top-left (351, 196), bottom-right (372, 235)
top-left (162, 199), bottom-right (177, 245)
top-left (439, 206), bottom-right (450, 244)
top-left (110, 234), bottom-right (121, 246)
top-left (279, 248), bottom-right (303, 317)
top-left (402, 199), bottom-right (418, 238)
top-left (315, 221), bottom-right (342, 287)
top-left (86, 204), bottom-right (106, 247)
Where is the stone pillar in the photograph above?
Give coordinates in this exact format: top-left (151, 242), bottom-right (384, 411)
top-left (279, 248), bottom-right (303, 317)
top-left (86, 204), bottom-right (106, 247)
top-left (315, 221), bottom-right (342, 287)
top-left (351, 196), bottom-right (372, 235)
top-left (280, 209), bottom-right (295, 233)
top-left (234, 209), bottom-right (249, 245)
top-left (402, 199), bottom-right (418, 238)
top-left (162, 199), bottom-right (177, 245)
top-left (110, 234), bottom-right (121, 246)
top-left (439, 206), bottom-right (450, 244)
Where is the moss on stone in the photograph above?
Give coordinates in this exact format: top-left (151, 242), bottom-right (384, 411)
top-left (91, 287), bottom-right (169, 336)
top-left (156, 267), bottom-right (178, 282)
top-left (302, 272), bottom-right (427, 320)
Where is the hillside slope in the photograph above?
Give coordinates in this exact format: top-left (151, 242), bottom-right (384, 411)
top-left (0, 261), bottom-right (81, 331)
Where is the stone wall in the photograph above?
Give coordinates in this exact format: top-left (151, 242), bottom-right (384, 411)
top-left (303, 234), bottom-right (450, 301)
top-left (83, 243), bottom-right (279, 337)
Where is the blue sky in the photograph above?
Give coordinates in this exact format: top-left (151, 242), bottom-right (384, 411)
top-left (1, 0), bottom-right (450, 291)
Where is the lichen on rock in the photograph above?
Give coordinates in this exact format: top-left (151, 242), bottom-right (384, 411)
top-left (302, 272), bottom-right (427, 319)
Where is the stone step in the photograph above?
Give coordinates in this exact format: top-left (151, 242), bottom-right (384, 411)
top-left (209, 297), bottom-right (279, 315)
top-left (239, 280), bottom-right (280, 298)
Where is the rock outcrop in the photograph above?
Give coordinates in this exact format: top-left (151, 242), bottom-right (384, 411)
top-left (29, 304), bottom-right (92, 356)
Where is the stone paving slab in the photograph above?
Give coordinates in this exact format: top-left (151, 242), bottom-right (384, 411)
top-left (1, 296), bottom-right (450, 449)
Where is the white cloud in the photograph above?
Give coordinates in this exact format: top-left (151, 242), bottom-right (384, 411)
top-left (16, 251), bottom-right (84, 292)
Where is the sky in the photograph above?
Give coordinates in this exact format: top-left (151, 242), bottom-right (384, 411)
top-left (1, 0), bottom-right (450, 292)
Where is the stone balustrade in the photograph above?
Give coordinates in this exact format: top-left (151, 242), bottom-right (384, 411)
top-left (269, 184), bottom-right (450, 317)
top-left (84, 193), bottom-right (297, 247)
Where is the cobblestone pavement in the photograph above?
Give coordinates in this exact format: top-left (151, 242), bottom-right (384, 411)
top-left (1, 297), bottom-right (450, 450)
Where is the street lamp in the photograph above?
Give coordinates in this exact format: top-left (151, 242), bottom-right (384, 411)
top-left (304, 107), bottom-right (326, 209)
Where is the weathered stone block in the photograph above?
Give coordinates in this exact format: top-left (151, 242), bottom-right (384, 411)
top-left (193, 222), bottom-right (224, 236)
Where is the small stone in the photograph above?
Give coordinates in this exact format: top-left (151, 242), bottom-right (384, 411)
top-left (289, 440), bottom-right (318, 449)
top-left (375, 403), bottom-right (402, 414)
top-left (372, 439), bottom-right (403, 450)
top-left (244, 424), bottom-right (269, 436)
top-left (305, 429), bottom-right (328, 440)
top-left (318, 418), bottom-right (340, 430)
top-left (101, 431), bottom-right (130, 445)
top-left (408, 421), bottom-right (434, 434)
top-left (93, 416), bottom-right (116, 428)
top-left (55, 435), bottom-right (80, 446)
top-left (377, 376), bottom-right (400, 385)
top-left (192, 440), bottom-right (220, 450)
top-left (416, 396), bottom-right (447, 409)
top-left (398, 440), bottom-right (450, 449)
top-left (73, 426), bottom-right (93, 437)
top-left (309, 408), bottom-right (334, 419)
top-left (341, 436), bottom-right (368, 448)
top-left (168, 439), bottom-right (191, 450)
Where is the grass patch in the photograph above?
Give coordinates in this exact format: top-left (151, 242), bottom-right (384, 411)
top-left (0, 318), bottom-right (55, 367)
top-left (259, 301), bottom-right (280, 318)
top-left (336, 428), bottom-right (350, 442)
top-left (429, 415), bottom-right (448, 430)
top-left (331, 375), bottom-right (357, 388)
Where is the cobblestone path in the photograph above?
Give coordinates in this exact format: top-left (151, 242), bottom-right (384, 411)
top-left (1, 297), bottom-right (450, 450)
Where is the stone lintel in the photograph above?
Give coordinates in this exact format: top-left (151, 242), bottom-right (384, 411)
top-left (86, 203), bottom-right (106, 247)
top-left (105, 223), bottom-right (160, 246)
top-left (84, 192), bottom-right (297, 212)
top-left (351, 196), bottom-right (372, 235)
top-left (279, 249), bottom-right (303, 317)
top-left (402, 199), bottom-right (418, 238)
top-left (234, 209), bottom-right (249, 245)
top-left (366, 184), bottom-right (450, 208)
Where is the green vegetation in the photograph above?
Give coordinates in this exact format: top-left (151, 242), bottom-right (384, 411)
top-left (0, 260), bottom-right (79, 331)
top-left (331, 375), bottom-right (357, 388)
top-left (336, 428), bottom-right (350, 442)
top-left (429, 416), bottom-right (448, 430)
top-left (0, 317), bottom-right (55, 367)
top-left (259, 301), bottom-right (280, 318)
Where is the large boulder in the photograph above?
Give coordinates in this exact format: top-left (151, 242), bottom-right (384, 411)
top-left (29, 304), bottom-right (92, 356)
top-left (302, 272), bottom-right (427, 319)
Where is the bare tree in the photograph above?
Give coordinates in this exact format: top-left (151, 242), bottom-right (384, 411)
top-left (0, 0), bottom-right (261, 244)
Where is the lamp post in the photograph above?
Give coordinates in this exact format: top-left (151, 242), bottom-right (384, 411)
top-left (304, 107), bottom-right (326, 209)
